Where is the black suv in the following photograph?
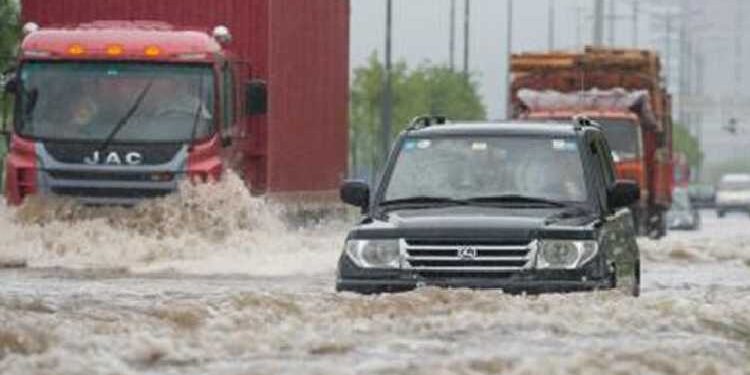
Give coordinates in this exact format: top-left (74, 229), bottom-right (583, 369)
top-left (337, 117), bottom-right (641, 296)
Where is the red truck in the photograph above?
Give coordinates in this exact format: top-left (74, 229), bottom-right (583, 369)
top-left (2, 0), bottom-right (349, 208)
top-left (510, 47), bottom-right (673, 238)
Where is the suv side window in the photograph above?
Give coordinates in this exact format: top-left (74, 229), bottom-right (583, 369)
top-left (596, 135), bottom-right (617, 187)
top-left (588, 134), bottom-right (610, 210)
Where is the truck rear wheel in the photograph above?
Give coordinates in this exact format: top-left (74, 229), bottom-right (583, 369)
top-left (632, 260), bottom-right (641, 297)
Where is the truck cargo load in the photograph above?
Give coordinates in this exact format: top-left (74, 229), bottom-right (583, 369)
top-left (510, 47), bottom-right (673, 238)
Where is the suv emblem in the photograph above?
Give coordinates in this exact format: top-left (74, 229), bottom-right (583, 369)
top-left (83, 151), bottom-right (143, 166)
top-left (458, 246), bottom-right (478, 260)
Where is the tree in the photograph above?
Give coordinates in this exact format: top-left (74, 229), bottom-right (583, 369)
top-left (672, 122), bottom-right (703, 169)
top-left (0, 0), bottom-right (18, 183)
top-left (349, 52), bottom-right (487, 179)
top-left (0, 0), bottom-right (19, 72)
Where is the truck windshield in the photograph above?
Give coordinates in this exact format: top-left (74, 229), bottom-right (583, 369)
top-left (384, 136), bottom-right (588, 203)
top-left (595, 118), bottom-right (641, 161)
top-left (16, 62), bottom-right (214, 143)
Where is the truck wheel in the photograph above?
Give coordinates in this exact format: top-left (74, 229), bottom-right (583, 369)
top-left (632, 261), bottom-right (641, 297)
top-left (717, 210), bottom-right (725, 218)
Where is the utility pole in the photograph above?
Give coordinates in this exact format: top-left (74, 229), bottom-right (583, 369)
top-left (449, 0), bottom-right (456, 71)
top-left (463, 0), bottom-right (471, 78)
top-left (548, 0), bottom-right (555, 50)
top-left (380, 0), bottom-right (393, 167)
top-left (505, 0), bottom-right (514, 119)
top-left (607, 0), bottom-right (615, 46)
top-left (734, 0), bottom-right (743, 99)
top-left (632, 0), bottom-right (639, 47)
top-left (593, 0), bottom-right (604, 46)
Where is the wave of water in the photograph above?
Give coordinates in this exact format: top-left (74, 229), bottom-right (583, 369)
top-left (0, 172), bottom-right (348, 276)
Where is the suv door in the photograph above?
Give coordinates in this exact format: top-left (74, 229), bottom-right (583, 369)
top-left (592, 133), bottom-right (639, 295)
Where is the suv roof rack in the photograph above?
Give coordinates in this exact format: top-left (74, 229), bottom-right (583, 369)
top-left (572, 114), bottom-right (601, 130)
top-left (407, 115), bottom-right (449, 131)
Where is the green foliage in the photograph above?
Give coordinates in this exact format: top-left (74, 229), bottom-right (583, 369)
top-left (672, 122), bottom-right (703, 168)
top-left (0, 0), bottom-right (18, 177)
top-left (0, 0), bottom-right (19, 71)
top-left (349, 52), bottom-right (487, 177)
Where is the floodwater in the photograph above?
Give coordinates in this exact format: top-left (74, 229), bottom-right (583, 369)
top-left (0, 176), bottom-right (748, 375)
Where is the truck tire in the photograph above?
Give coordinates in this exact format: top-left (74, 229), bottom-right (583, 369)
top-left (717, 210), bottom-right (725, 218)
top-left (632, 260), bottom-right (641, 297)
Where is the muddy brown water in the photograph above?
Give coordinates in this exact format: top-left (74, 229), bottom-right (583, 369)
top-left (0, 176), bottom-right (748, 375)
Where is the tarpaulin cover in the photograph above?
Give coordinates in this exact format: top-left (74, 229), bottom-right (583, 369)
top-left (518, 88), bottom-right (661, 132)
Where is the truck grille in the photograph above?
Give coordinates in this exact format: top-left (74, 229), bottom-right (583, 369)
top-left (403, 239), bottom-right (537, 276)
top-left (44, 143), bottom-right (182, 165)
top-left (48, 171), bottom-right (175, 182)
top-left (51, 186), bottom-right (172, 200)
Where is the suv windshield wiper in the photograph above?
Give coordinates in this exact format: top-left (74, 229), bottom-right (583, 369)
top-left (379, 196), bottom-right (469, 207)
top-left (465, 194), bottom-right (567, 207)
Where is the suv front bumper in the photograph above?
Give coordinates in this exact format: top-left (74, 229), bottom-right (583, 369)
top-left (336, 255), bottom-right (612, 294)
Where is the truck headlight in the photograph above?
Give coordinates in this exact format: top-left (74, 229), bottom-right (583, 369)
top-left (537, 240), bottom-right (598, 269)
top-left (345, 239), bottom-right (401, 269)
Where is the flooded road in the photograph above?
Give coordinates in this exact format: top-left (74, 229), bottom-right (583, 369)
top-left (0, 181), bottom-right (748, 374)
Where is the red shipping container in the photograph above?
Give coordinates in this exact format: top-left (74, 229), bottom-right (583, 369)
top-left (21, 0), bottom-right (350, 200)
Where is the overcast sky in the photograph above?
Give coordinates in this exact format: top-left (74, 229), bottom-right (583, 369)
top-left (350, 0), bottom-right (750, 165)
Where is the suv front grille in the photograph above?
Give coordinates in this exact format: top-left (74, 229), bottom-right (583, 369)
top-left (403, 239), bottom-right (536, 275)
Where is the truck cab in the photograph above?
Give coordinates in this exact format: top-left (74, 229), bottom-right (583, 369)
top-left (336, 117), bottom-right (641, 296)
top-left (2, 22), bottom-right (265, 205)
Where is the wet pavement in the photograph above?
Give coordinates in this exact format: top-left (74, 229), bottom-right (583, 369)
top-left (0, 180), bottom-right (748, 374)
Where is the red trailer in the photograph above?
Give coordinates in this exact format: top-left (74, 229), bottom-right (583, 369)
top-left (3, 0), bottom-right (349, 206)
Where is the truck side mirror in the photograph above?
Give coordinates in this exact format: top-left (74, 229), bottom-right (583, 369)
top-left (340, 180), bottom-right (370, 211)
top-left (2, 74), bottom-right (17, 95)
top-left (608, 180), bottom-right (640, 210)
top-left (245, 79), bottom-right (267, 116)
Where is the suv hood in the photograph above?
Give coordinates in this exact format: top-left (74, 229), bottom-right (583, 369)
top-left (350, 206), bottom-right (597, 241)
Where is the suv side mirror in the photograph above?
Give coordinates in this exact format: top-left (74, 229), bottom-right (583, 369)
top-left (608, 180), bottom-right (640, 209)
top-left (340, 180), bottom-right (370, 211)
top-left (245, 79), bottom-right (267, 116)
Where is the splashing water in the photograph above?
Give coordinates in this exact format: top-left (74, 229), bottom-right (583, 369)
top-left (0, 172), bottom-right (348, 276)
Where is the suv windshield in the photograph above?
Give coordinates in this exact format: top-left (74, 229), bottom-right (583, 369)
top-left (17, 62), bottom-right (214, 143)
top-left (595, 118), bottom-right (641, 161)
top-left (384, 136), bottom-right (588, 203)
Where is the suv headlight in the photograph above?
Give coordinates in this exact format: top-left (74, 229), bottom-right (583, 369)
top-left (536, 240), bottom-right (598, 269)
top-left (345, 239), bottom-right (401, 269)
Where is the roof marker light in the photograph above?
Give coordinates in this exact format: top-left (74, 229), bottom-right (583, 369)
top-left (212, 25), bottom-right (232, 44)
top-left (67, 44), bottom-right (85, 56)
top-left (22, 22), bottom-right (40, 35)
top-left (144, 46), bottom-right (161, 57)
top-left (106, 44), bottom-right (124, 56)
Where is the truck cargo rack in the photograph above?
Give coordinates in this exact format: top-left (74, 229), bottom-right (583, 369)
top-left (572, 115), bottom-right (602, 130)
top-left (407, 115), bottom-right (449, 131)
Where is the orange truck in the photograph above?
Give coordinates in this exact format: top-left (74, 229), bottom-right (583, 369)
top-left (510, 47), bottom-right (673, 238)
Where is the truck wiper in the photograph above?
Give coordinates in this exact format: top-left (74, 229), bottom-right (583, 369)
top-left (465, 194), bottom-right (567, 207)
top-left (379, 196), bottom-right (469, 207)
top-left (97, 79), bottom-right (154, 152)
top-left (187, 74), bottom-right (206, 150)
